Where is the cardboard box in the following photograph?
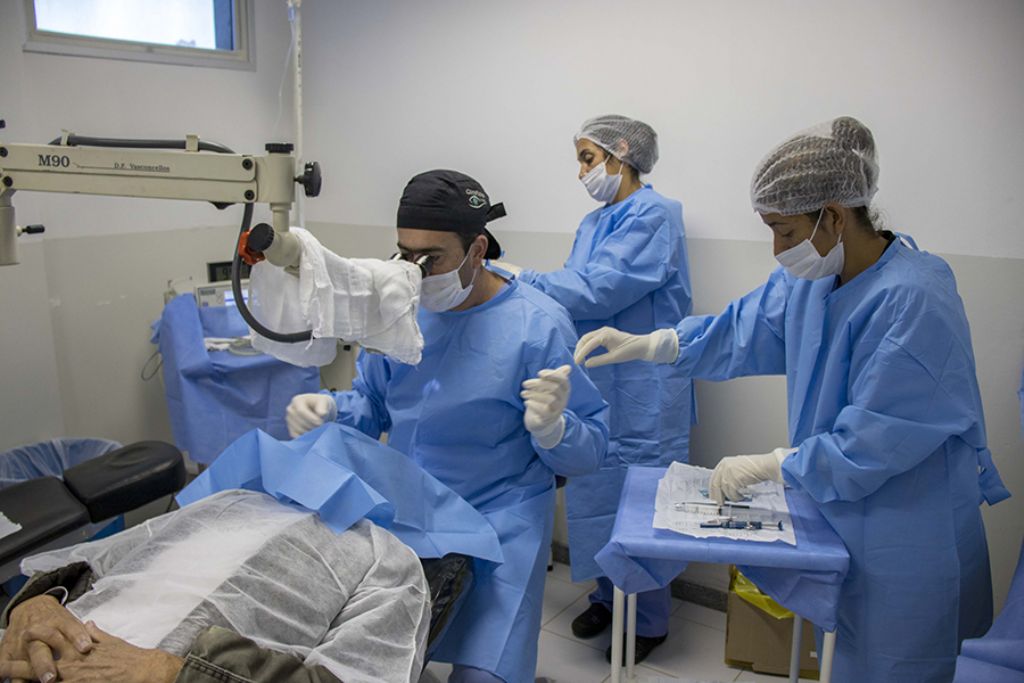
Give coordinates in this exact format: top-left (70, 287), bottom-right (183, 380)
top-left (724, 590), bottom-right (819, 679)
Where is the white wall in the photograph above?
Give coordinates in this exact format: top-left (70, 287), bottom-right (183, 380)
top-left (0, 241), bottom-right (65, 446)
top-left (302, 0), bottom-right (1024, 260)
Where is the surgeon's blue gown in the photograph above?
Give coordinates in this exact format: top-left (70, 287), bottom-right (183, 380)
top-left (520, 185), bottom-right (693, 575)
top-left (328, 279), bottom-right (608, 683)
top-left (672, 236), bottom-right (1009, 682)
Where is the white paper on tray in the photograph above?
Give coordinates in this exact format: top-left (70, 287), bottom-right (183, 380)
top-left (653, 462), bottom-right (796, 545)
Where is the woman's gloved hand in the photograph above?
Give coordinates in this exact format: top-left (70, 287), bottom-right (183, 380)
top-left (574, 327), bottom-right (679, 368)
top-left (285, 394), bottom-right (338, 438)
top-left (521, 365), bottom-right (571, 449)
top-left (709, 448), bottom-right (795, 503)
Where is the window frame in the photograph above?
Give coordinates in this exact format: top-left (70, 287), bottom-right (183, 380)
top-left (22, 0), bottom-right (256, 71)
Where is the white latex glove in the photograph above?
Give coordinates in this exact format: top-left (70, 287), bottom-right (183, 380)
top-left (489, 259), bottom-right (523, 277)
top-left (285, 393), bottom-right (338, 438)
top-left (520, 365), bottom-right (571, 449)
top-left (574, 327), bottom-right (679, 368)
top-left (709, 447), bottom-right (795, 503)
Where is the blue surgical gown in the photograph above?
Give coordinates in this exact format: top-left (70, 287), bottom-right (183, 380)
top-left (328, 280), bottom-right (609, 683)
top-left (519, 185), bottom-right (694, 582)
top-left (672, 236), bottom-right (1010, 682)
top-left (953, 538), bottom-right (1024, 682)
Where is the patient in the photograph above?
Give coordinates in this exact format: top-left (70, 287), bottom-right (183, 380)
top-left (0, 489), bottom-right (430, 683)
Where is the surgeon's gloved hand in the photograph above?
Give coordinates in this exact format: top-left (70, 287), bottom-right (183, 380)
top-left (489, 259), bottom-right (523, 277)
top-left (574, 327), bottom-right (679, 368)
top-left (521, 365), bottom-right (571, 449)
top-left (285, 393), bottom-right (338, 438)
top-left (709, 448), bottom-right (795, 503)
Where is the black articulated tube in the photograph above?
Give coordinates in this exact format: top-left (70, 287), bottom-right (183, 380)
top-left (48, 135), bottom-right (236, 155)
top-left (231, 204), bottom-right (313, 343)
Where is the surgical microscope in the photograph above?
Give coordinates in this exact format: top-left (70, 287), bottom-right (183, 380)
top-left (0, 119), bottom-right (324, 342)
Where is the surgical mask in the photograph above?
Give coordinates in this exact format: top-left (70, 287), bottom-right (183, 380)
top-left (581, 159), bottom-right (623, 203)
top-left (775, 209), bottom-right (845, 280)
top-left (420, 250), bottom-right (478, 312)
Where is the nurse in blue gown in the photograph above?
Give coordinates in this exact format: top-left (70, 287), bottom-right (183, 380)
top-left (507, 115), bottom-right (693, 663)
top-left (287, 170), bottom-right (609, 683)
top-left (575, 117), bottom-right (1010, 682)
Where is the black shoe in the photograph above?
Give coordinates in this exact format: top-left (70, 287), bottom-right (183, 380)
top-left (605, 633), bottom-right (668, 665)
top-left (571, 603), bottom-right (613, 639)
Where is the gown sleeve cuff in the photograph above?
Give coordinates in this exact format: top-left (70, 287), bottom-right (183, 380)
top-left (532, 415), bottom-right (566, 450)
top-left (652, 328), bottom-right (680, 364)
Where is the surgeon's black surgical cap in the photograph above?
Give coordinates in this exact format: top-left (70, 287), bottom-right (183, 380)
top-left (397, 169), bottom-right (506, 259)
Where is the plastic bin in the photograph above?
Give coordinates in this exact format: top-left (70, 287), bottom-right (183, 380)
top-left (0, 438), bottom-right (123, 490)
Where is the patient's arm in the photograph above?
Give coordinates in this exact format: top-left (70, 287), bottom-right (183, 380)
top-left (1, 562), bottom-right (97, 628)
top-left (56, 622), bottom-right (183, 683)
top-left (0, 618), bottom-right (182, 683)
top-left (0, 600), bottom-right (341, 683)
top-left (0, 595), bottom-right (93, 683)
top-left (0, 520), bottom-right (174, 683)
top-left (171, 523), bottom-right (430, 683)
top-left (174, 627), bottom-right (343, 683)
top-left (304, 524), bottom-right (430, 683)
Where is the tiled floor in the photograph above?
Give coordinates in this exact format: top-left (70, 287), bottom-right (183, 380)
top-left (421, 563), bottom-right (815, 682)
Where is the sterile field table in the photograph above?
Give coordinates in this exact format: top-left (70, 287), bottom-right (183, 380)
top-left (596, 466), bottom-right (850, 683)
top-left (153, 294), bottom-right (319, 464)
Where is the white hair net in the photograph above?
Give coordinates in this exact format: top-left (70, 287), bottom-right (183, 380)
top-left (575, 114), bottom-right (659, 174)
top-left (750, 116), bottom-right (879, 216)
top-left (22, 490), bottom-right (430, 683)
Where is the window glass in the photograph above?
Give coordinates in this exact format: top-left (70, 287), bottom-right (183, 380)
top-left (33, 0), bottom-right (235, 51)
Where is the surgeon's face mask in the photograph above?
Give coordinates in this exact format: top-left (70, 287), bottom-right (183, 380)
top-left (581, 158), bottom-right (624, 203)
top-left (775, 209), bottom-right (845, 280)
top-left (420, 249), bottom-right (478, 312)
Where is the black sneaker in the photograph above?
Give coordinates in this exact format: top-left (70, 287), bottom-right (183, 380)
top-left (571, 603), bottom-right (613, 639)
top-left (605, 633), bottom-right (668, 665)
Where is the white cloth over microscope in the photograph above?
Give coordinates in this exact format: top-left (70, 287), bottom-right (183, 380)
top-left (249, 228), bottom-right (424, 366)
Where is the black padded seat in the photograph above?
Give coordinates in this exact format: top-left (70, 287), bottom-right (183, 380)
top-left (420, 553), bottom-right (473, 657)
top-left (0, 477), bottom-right (90, 561)
top-left (63, 441), bottom-right (186, 522)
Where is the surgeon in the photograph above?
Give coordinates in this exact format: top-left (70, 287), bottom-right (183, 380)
top-left (500, 115), bottom-right (692, 662)
top-left (575, 116), bottom-right (1010, 682)
top-left (286, 170), bottom-right (609, 683)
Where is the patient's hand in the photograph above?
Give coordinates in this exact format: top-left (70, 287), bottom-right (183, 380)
top-left (0, 594), bottom-right (92, 682)
top-left (54, 621), bottom-right (183, 683)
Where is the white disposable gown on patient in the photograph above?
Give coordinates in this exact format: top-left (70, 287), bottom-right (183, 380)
top-left (22, 490), bottom-right (431, 683)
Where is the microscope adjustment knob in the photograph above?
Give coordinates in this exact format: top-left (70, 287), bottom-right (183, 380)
top-left (296, 161), bottom-right (322, 198)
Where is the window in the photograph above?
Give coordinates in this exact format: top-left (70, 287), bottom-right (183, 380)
top-left (24, 0), bottom-right (254, 70)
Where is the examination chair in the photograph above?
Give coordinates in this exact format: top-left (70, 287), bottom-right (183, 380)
top-left (0, 440), bottom-right (186, 584)
top-left (0, 438), bottom-right (473, 663)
